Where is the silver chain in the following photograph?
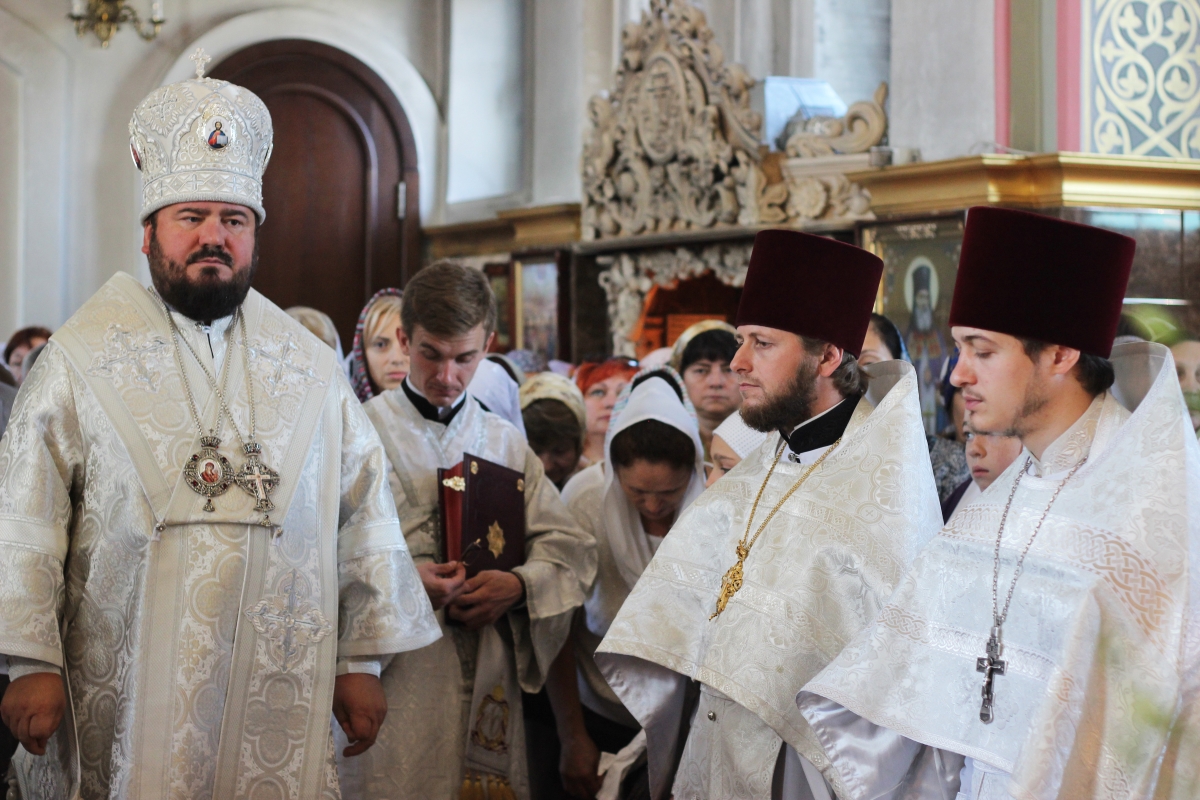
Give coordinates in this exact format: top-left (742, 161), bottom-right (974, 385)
top-left (237, 310), bottom-right (257, 442)
top-left (154, 293), bottom-right (258, 449)
top-left (158, 298), bottom-right (237, 444)
top-left (991, 456), bottom-right (1086, 628)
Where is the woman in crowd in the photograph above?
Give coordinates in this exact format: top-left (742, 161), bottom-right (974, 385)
top-left (520, 372), bottom-right (588, 489)
top-left (4, 326), bottom-right (50, 385)
top-left (575, 357), bottom-right (639, 468)
top-left (286, 305), bottom-right (343, 357)
top-left (541, 369), bottom-right (706, 799)
top-left (670, 320), bottom-right (742, 461)
top-left (705, 410), bottom-right (768, 487)
top-left (349, 288), bottom-right (408, 402)
top-left (860, 312), bottom-right (969, 503)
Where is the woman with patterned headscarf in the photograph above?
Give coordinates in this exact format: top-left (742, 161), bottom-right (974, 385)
top-left (350, 288), bottom-right (408, 402)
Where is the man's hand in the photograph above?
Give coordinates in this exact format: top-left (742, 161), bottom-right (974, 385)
top-left (1, 672), bottom-right (65, 756)
top-left (416, 561), bottom-right (467, 610)
top-left (446, 571), bottom-right (524, 630)
top-left (559, 731), bottom-right (603, 799)
top-left (332, 673), bottom-right (387, 757)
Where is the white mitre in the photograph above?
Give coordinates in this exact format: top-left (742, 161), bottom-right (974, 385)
top-left (129, 48), bottom-right (274, 223)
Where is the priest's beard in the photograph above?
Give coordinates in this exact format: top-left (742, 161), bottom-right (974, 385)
top-left (741, 356), bottom-right (819, 434)
top-left (972, 377), bottom-right (1049, 438)
top-left (148, 231), bottom-right (258, 322)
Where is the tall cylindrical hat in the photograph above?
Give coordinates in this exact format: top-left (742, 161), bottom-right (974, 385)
top-left (948, 207), bottom-right (1135, 357)
top-left (736, 230), bottom-right (883, 357)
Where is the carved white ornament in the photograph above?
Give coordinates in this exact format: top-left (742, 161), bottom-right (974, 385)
top-left (581, 0), bottom-right (887, 243)
top-left (599, 243), bottom-right (753, 355)
top-left (1088, 0), bottom-right (1200, 157)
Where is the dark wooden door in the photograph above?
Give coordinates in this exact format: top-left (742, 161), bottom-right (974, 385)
top-left (211, 40), bottom-right (420, 346)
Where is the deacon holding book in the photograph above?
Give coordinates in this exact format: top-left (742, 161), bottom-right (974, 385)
top-left (0, 52), bottom-right (439, 799)
top-left (346, 261), bottom-right (596, 800)
top-left (595, 230), bottom-right (943, 800)
top-left (798, 208), bottom-right (1200, 798)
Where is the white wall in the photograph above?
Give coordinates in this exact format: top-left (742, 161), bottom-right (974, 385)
top-left (0, 0), bottom-right (998, 336)
top-left (889, 0), bottom-right (996, 160)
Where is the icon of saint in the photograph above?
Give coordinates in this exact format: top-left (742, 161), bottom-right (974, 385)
top-left (208, 121), bottom-right (228, 149)
top-left (201, 462), bottom-right (219, 484)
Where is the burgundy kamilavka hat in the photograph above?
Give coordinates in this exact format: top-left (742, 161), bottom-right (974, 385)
top-left (948, 207), bottom-right (1135, 357)
top-left (736, 229), bottom-right (883, 357)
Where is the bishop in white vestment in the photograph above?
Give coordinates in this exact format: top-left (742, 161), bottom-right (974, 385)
top-left (798, 208), bottom-right (1200, 799)
top-left (596, 230), bottom-right (943, 800)
top-left (342, 262), bottom-right (597, 800)
top-left (0, 58), bottom-right (438, 800)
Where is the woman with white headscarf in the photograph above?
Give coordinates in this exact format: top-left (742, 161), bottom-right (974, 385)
top-left (542, 368), bottom-right (706, 800)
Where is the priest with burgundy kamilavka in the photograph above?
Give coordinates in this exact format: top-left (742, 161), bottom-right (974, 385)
top-left (595, 230), bottom-right (943, 800)
top-left (799, 207), bottom-right (1200, 799)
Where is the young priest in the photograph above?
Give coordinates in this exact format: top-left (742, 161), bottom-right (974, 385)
top-left (595, 230), bottom-right (943, 800)
top-left (343, 261), bottom-right (596, 800)
top-left (799, 207), bottom-right (1200, 799)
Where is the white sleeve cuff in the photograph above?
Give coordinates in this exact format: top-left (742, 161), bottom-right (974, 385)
top-left (336, 656), bottom-right (382, 677)
top-left (7, 656), bottom-right (61, 681)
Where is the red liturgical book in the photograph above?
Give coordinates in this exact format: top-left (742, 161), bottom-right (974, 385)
top-left (438, 453), bottom-right (526, 578)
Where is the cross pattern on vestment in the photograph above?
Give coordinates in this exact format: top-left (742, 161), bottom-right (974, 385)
top-left (87, 326), bottom-right (170, 392)
top-left (245, 569), bottom-right (332, 673)
top-left (976, 630), bottom-right (1007, 723)
top-left (251, 334), bottom-right (324, 398)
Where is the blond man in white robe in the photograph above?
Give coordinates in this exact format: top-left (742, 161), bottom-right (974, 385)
top-left (0, 54), bottom-right (439, 800)
top-left (595, 230), bottom-right (943, 800)
top-left (342, 261), bottom-right (596, 800)
top-left (799, 208), bottom-right (1200, 799)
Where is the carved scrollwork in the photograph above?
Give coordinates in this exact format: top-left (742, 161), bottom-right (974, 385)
top-left (581, 0), bottom-right (765, 240)
top-left (581, 0), bottom-right (888, 254)
top-left (784, 83), bottom-right (889, 158)
top-left (598, 243), bottom-right (753, 355)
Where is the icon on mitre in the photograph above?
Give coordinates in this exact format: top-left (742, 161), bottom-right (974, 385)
top-left (199, 114), bottom-right (235, 151)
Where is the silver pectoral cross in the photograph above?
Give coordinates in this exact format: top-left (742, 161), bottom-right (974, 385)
top-left (976, 625), bottom-right (1007, 724)
top-left (235, 442), bottom-right (280, 519)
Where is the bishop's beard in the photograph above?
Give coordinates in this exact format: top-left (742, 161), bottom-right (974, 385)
top-left (148, 233), bottom-right (258, 322)
top-left (741, 356), bottom-right (819, 434)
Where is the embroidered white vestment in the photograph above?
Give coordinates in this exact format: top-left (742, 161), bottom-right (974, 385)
top-left (799, 341), bottom-right (1200, 800)
top-left (596, 361), bottom-right (943, 800)
top-left (0, 273), bottom-right (439, 800)
top-left (342, 389), bottom-right (597, 800)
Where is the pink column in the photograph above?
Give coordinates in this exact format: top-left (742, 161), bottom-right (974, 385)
top-left (994, 0), bottom-right (1011, 148)
top-left (1057, 0), bottom-right (1082, 151)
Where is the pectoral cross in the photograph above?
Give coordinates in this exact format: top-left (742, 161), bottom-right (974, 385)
top-left (236, 444), bottom-right (279, 516)
top-left (709, 542), bottom-right (747, 620)
top-left (976, 626), bottom-right (1007, 724)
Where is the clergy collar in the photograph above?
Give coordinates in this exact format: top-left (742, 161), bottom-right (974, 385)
top-left (779, 395), bottom-right (859, 455)
top-left (402, 377), bottom-right (467, 425)
top-left (1028, 391), bottom-right (1106, 477)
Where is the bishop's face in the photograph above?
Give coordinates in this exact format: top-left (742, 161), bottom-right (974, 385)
top-left (400, 323), bottom-right (494, 408)
top-left (143, 201), bottom-right (258, 322)
top-left (951, 326), bottom-right (1046, 437)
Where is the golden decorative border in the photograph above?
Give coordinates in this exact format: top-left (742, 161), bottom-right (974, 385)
top-left (848, 153), bottom-right (1200, 217)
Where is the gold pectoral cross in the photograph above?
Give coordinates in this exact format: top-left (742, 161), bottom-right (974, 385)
top-left (710, 542), bottom-right (748, 620)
